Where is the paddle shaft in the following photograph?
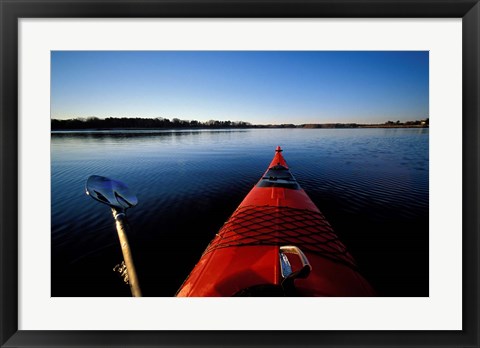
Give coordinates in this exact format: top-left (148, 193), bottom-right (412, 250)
top-left (112, 209), bottom-right (142, 297)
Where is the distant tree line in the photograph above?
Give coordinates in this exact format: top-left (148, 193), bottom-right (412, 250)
top-left (51, 117), bottom-right (253, 130)
top-left (301, 123), bottom-right (360, 129)
top-left (384, 118), bottom-right (429, 126)
top-left (51, 116), bottom-right (429, 130)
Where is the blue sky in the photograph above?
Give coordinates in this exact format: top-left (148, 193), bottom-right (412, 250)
top-left (51, 51), bottom-right (428, 124)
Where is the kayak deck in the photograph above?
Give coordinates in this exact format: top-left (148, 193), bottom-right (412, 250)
top-left (176, 146), bottom-right (374, 296)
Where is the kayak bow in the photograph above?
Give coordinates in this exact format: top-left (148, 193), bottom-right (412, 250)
top-left (177, 146), bottom-right (375, 296)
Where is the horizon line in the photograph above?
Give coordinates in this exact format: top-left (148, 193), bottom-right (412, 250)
top-left (51, 116), bottom-right (430, 126)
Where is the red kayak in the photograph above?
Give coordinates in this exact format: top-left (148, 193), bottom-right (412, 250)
top-left (177, 146), bottom-right (375, 296)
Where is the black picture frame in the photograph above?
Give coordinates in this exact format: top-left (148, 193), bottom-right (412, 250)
top-left (1, 0), bottom-right (478, 347)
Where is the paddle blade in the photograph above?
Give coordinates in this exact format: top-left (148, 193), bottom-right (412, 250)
top-left (86, 175), bottom-right (138, 210)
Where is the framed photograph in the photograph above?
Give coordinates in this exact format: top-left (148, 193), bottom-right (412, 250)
top-left (1, 0), bottom-right (478, 347)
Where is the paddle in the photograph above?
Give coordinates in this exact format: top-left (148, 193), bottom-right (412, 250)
top-left (85, 175), bottom-right (142, 297)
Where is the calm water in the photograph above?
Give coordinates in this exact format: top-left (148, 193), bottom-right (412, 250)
top-left (51, 128), bottom-right (428, 296)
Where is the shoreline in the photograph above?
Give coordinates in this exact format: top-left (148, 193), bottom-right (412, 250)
top-left (51, 117), bottom-right (429, 131)
top-left (51, 125), bottom-right (429, 131)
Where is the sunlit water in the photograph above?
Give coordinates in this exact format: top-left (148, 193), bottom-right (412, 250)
top-left (51, 128), bottom-right (428, 296)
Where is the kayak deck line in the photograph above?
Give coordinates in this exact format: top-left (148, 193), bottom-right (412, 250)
top-left (176, 146), bottom-right (375, 297)
top-left (201, 204), bottom-right (357, 269)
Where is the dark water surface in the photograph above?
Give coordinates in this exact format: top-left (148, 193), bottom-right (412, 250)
top-left (51, 128), bottom-right (428, 296)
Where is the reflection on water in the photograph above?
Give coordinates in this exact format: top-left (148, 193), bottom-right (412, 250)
top-left (51, 128), bottom-right (428, 296)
